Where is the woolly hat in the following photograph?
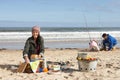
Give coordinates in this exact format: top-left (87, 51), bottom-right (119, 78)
top-left (32, 25), bottom-right (40, 32)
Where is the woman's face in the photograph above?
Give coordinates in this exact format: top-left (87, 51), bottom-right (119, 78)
top-left (32, 30), bottom-right (39, 39)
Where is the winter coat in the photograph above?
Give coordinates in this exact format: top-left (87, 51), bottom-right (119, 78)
top-left (23, 36), bottom-right (44, 59)
top-left (103, 34), bottom-right (117, 50)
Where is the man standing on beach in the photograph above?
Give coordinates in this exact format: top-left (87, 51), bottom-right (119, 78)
top-left (101, 33), bottom-right (117, 51)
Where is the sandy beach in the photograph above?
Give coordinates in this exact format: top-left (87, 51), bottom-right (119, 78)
top-left (1, 0), bottom-right (120, 80)
top-left (0, 48), bottom-right (120, 80)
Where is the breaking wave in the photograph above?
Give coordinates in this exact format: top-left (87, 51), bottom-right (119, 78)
top-left (0, 31), bottom-right (120, 42)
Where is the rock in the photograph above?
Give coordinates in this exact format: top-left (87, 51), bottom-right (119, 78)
top-left (107, 70), bottom-right (113, 74)
top-left (64, 76), bottom-right (68, 79)
top-left (106, 64), bottom-right (113, 68)
top-left (9, 73), bottom-right (14, 75)
top-left (114, 67), bottom-right (120, 70)
top-left (69, 73), bottom-right (74, 77)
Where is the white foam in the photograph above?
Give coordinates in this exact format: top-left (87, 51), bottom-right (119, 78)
top-left (0, 31), bottom-right (120, 42)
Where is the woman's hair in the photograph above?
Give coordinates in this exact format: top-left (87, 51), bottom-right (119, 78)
top-left (102, 33), bottom-right (107, 38)
top-left (36, 35), bottom-right (41, 44)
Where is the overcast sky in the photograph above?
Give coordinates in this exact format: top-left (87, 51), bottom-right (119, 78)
top-left (0, 0), bottom-right (120, 27)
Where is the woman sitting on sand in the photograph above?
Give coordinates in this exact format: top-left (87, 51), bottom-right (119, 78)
top-left (23, 26), bottom-right (44, 63)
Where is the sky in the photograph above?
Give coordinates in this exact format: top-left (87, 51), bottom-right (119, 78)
top-left (0, 0), bottom-right (120, 27)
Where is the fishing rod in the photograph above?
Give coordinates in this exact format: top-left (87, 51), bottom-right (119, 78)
top-left (98, 16), bottom-right (104, 49)
top-left (82, 13), bottom-right (101, 51)
top-left (83, 14), bottom-right (91, 41)
top-left (98, 16), bottom-right (103, 40)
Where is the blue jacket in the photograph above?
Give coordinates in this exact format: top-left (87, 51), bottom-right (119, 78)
top-left (103, 34), bottom-right (117, 50)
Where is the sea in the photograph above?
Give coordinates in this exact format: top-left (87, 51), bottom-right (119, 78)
top-left (0, 27), bottom-right (120, 50)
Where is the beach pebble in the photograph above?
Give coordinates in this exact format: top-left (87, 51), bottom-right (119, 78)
top-left (113, 66), bottom-right (120, 70)
top-left (97, 63), bottom-right (102, 67)
top-left (107, 70), bottom-right (114, 74)
top-left (64, 76), bottom-right (68, 79)
top-left (106, 63), bottom-right (113, 68)
top-left (69, 73), bottom-right (74, 77)
top-left (9, 73), bottom-right (14, 76)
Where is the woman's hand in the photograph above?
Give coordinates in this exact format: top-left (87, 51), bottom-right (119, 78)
top-left (39, 53), bottom-right (44, 59)
top-left (24, 56), bottom-right (30, 63)
top-left (38, 55), bottom-right (42, 59)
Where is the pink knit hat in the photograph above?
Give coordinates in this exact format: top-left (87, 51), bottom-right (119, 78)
top-left (32, 25), bottom-right (40, 32)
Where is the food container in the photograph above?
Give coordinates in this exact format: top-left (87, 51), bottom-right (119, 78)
top-left (30, 54), bottom-right (39, 61)
top-left (77, 53), bottom-right (88, 59)
top-left (77, 52), bottom-right (98, 72)
top-left (53, 65), bottom-right (61, 71)
top-left (78, 59), bottom-right (98, 72)
top-left (48, 64), bottom-right (61, 72)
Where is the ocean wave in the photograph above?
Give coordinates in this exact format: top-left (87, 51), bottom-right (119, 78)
top-left (0, 31), bottom-right (120, 42)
